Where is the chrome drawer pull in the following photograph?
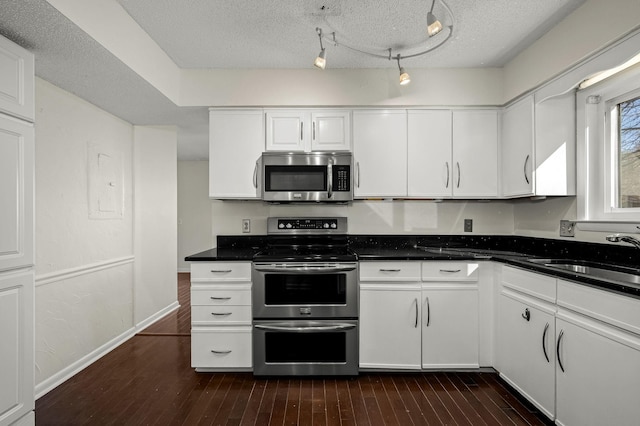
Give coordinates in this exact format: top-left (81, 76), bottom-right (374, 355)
top-left (211, 349), bottom-right (232, 355)
top-left (210, 296), bottom-right (232, 301)
top-left (211, 312), bottom-right (232, 316)
top-left (210, 269), bottom-right (232, 273)
top-left (439, 269), bottom-right (461, 273)
top-left (379, 268), bottom-right (401, 272)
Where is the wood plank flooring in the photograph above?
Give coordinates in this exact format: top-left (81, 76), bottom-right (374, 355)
top-left (35, 273), bottom-right (552, 426)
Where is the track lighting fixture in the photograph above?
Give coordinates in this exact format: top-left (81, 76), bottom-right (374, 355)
top-left (397, 56), bottom-right (411, 86)
top-left (314, 28), bottom-right (326, 69)
top-left (312, 0), bottom-right (454, 85)
top-left (427, 0), bottom-right (443, 37)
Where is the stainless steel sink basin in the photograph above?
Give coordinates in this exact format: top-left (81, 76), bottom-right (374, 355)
top-left (526, 258), bottom-right (640, 287)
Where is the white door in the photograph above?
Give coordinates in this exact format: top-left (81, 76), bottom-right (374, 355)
top-left (555, 314), bottom-right (640, 426)
top-left (311, 110), bottom-right (351, 151)
top-left (422, 286), bottom-right (479, 368)
top-left (452, 110), bottom-right (498, 197)
top-left (359, 286), bottom-right (421, 370)
top-left (408, 110), bottom-right (453, 198)
top-left (501, 96), bottom-right (534, 197)
top-left (209, 110), bottom-right (264, 199)
top-left (353, 110), bottom-right (407, 198)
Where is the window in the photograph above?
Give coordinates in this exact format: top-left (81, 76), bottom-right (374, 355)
top-left (577, 63), bottom-right (640, 224)
top-left (616, 96), bottom-right (640, 208)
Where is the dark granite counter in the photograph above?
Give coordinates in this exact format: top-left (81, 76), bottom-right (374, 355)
top-left (185, 234), bottom-right (640, 299)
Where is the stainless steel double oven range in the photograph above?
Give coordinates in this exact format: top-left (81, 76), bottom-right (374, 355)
top-left (252, 217), bottom-right (358, 376)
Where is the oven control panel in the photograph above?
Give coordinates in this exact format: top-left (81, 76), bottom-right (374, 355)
top-left (268, 217), bottom-right (347, 234)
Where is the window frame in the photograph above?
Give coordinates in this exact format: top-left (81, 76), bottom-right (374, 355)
top-left (577, 64), bottom-right (640, 223)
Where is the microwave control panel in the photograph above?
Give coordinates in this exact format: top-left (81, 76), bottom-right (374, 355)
top-left (333, 165), bottom-right (350, 191)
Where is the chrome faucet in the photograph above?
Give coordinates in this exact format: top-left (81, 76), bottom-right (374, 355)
top-left (606, 234), bottom-right (640, 249)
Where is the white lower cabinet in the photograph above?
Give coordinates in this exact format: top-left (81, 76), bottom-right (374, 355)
top-left (497, 288), bottom-right (555, 419)
top-left (359, 262), bottom-right (421, 370)
top-left (190, 262), bottom-right (252, 371)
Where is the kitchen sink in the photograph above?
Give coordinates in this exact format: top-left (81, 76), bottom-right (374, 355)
top-left (526, 258), bottom-right (640, 287)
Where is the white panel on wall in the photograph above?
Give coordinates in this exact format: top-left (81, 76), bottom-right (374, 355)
top-left (88, 142), bottom-right (124, 219)
top-left (0, 128), bottom-right (19, 257)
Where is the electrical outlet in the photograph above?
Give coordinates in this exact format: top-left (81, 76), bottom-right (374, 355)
top-left (464, 219), bottom-right (473, 232)
top-left (559, 220), bottom-right (575, 237)
top-left (242, 219), bottom-right (251, 233)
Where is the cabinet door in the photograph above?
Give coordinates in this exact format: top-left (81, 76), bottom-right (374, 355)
top-left (265, 110), bottom-right (307, 151)
top-left (359, 286), bottom-right (421, 370)
top-left (0, 271), bottom-right (34, 425)
top-left (497, 290), bottom-right (555, 419)
top-left (311, 111), bottom-right (351, 151)
top-left (555, 315), bottom-right (640, 426)
top-left (209, 110), bottom-right (264, 199)
top-left (407, 110), bottom-right (453, 198)
top-left (534, 92), bottom-right (576, 196)
top-left (422, 286), bottom-right (478, 368)
top-left (0, 36), bottom-right (34, 122)
top-left (501, 96), bottom-right (534, 197)
top-left (0, 115), bottom-right (34, 272)
top-left (452, 110), bottom-right (498, 197)
top-left (353, 110), bottom-right (407, 198)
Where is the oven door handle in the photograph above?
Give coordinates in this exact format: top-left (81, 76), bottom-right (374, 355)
top-left (253, 265), bottom-right (357, 273)
top-left (254, 323), bottom-right (357, 332)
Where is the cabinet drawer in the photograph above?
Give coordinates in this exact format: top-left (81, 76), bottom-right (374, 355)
top-left (190, 262), bottom-right (251, 282)
top-left (191, 328), bottom-right (252, 369)
top-left (557, 279), bottom-right (640, 336)
top-left (501, 265), bottom-right (556, 303)
top-left (359, 262), bottom-right (421, 281)
top-left (191, 288), bottom-right (252, 306)
top-left (191, 305), bottom-right (252, 325)
top-left (421, 262), bottom-right (479, 281)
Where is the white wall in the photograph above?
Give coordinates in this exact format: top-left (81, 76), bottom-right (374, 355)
top-left (178, 161), bottom-right (212, 272)
top-left (133, 126), bottom-right (178, 326)
top-left (34, 78), bottom-right (135, 390)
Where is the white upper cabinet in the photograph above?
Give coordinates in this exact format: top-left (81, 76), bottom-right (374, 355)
top-left (209, 109), bottom-right (264, 199)
top-left (501, 95), bottom-right (534, 197)
top-left (407, 110), bottom-right (453, 198)
top-left (265, 109), bottom-right (350, 152)
top-left (534, 91), bottom-right (576, 196)
top-left (0, 36), bottom-right (34, 122)
top-left (353, 109), bottom-right (407, 198)
top-left (452, 110), bottom-right (499, 198)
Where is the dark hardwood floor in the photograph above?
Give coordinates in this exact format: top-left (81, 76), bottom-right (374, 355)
top-left (35, 273), bottom-right (552, 425)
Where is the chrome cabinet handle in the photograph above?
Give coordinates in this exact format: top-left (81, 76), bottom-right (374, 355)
top-left (210, 269), bottom-right (232, 273)
top-left (425, 297), bottom-right (430, 327)
top-left (524, 154), bottom-right (530, 185)
top-left (522, 308), bottom-right (531, 321)
top-left (211, 312), bottom-right (232, 316)
top-left (439, 269), bottom-right (461, 273)
top-left (557, 329), bottom-right (565, 372)
top-left (313, 121), bottom-right (316, 140)
top-left (300, 121), bottom-right (303, 140)
top-left (445, 161), bottom-right (450, 188)
top-left (542, 322), bottom-right (550, 363)
top-left (327, 159), bottom-right (333, 199)
top-left (379, 268), bottom-right (401, 272)
top-left (211, 349), bottom-right (232, 354)
top-left (414, 298), bottom-right (419, 328)
top-left (356, 162), bottom-right (360, 188)
top-left (253, 160), bottom-right (258, 189)
top-left (210, 296), bottom-right (232, 301)
top-left (456, 162), bottom-right (461, 188)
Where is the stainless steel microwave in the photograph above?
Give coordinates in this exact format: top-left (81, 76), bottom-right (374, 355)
top-left (260, 152), bottom-right (353, 202)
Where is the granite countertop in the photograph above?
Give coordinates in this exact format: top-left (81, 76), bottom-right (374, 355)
top-left (185, 234), bottom-right (640, 299)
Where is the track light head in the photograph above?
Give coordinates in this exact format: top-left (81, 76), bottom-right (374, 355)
top-left (396, 56), bottom-right (411, 86)
top-left (427, 12), bottom-right (443, 37)
top-left (314, 48), bottom-right (326, 69)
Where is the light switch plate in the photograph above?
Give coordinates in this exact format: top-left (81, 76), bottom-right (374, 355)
top-left (560, 220), bottom-right (575, 237)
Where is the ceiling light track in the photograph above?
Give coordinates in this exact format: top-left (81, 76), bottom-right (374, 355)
top-left (313, 0), bottom-right (455, 85)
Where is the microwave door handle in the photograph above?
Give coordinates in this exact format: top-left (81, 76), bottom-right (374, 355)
top-left (327, 159), bottom-right (333, 199)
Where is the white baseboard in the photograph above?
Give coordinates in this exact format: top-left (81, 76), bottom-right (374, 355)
top-left (35, 301), bottom-right (180, 400)
top-left (35, 327), bottom-right (136, 400)
top-left (135, 301), bottom-right (180, 331)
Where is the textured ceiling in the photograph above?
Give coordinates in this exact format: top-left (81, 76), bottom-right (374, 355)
top-left (0, 0), bottom-right (587, 160)
top-left (117, 0), bottom-right (586, 69)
